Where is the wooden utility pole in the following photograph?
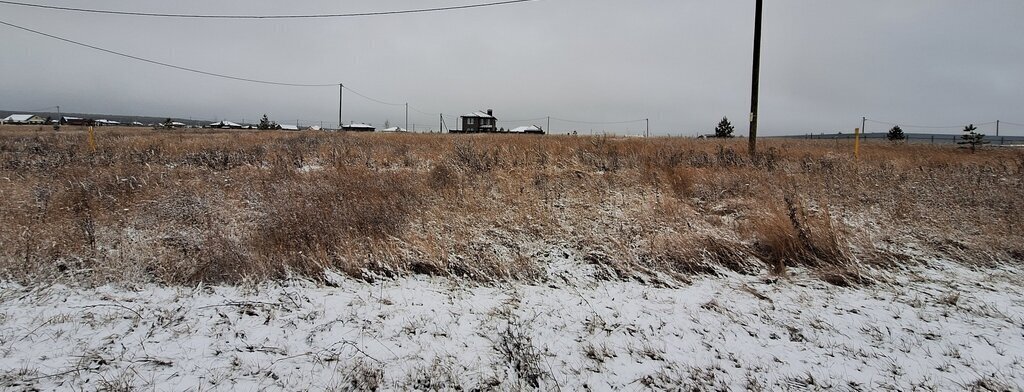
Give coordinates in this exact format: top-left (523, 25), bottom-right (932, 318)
top-left (646, 118), bottom-right (650, 137)
top-left (405, 103), bottom-right (409, 131)
top-left (748, 0), bottom-right (763, 156)
top-left (338, 83), bottom-right (344, 129)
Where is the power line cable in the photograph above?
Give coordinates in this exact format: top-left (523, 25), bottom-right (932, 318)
top-left (342, 85), bottom-right (404, 106)
top-left (865, 118), bottom-right (996, 130)
top-left (551, 116), bottom-right (646, 125)
top-left (0, 19), bottom-right (337, 87)
top-left (500, 117), bottom-right (548, 123)
top-left (407, 105), bottom-right (438, 115)
top-left (0, 0), bottom-right (538, 19)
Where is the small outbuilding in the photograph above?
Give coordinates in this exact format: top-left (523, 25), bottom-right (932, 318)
top-left (95, 119), bottom-right (121, 126)
top-left (208, 120), bottom-right (243, 129)
top-left (509, 125), bottom-right (545, 135)
top-left (61, 116), bottom-right (92, 126)
top-left (342, 123), bottom-right (376, 132)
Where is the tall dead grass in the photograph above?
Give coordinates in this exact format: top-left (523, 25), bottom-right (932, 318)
top-left (0, 125), bottom-right (1021, 286)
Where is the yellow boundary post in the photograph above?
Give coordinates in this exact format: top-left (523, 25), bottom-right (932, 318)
top-left (87, 126), bottom-right (96, 152)
top-left (854, 127), bottom-right (860, 161)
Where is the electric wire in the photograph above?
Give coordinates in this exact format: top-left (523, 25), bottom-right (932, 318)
top-left (500, 117), bottom-right (548, 123)
top-left (550, 117), bottom-right (647, 125)
top-left (865, 118), bottom-right (996, 130)
top-left (1, 17), bottom-right (650, 129)
top-left (0, 0), bottom-right (538, 19)
top-left (342, 85), bottom-right (405, 106)
top-left (0, 19), bottom-right (338, 87)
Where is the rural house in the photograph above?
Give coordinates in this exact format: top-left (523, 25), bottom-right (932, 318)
top-left (509, 125), bottom-right (545, 134)
top-left (341, 123), bottom-right (375, 132)
top-left (208, 120), bottom-right (243, 129)
top-left (61, 116), bottom-right (92, 126)
top-left (458, 110), bottom-right (497, 133)
top-left (1, 114), bottom-right (46, 125)
top-left (95, 119), bottom-right (121, 126)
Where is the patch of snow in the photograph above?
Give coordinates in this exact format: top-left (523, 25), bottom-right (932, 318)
top-left (0, 261), bottom-right (1022, 390)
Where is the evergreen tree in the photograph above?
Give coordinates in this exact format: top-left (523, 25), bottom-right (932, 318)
top-left (887, 125), bottom-right (905, 141)
top-left (957, 124), bottom-right (988, 152)
top-left (258, 114), bottom-right (273, 130)
top-left (714, 117), bottom-right (735, 138)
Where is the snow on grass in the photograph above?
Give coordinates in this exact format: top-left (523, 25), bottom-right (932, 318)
top-left (1, 260), bottom-right (1022, 390)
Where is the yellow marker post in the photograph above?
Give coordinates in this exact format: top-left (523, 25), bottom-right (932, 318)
top-left (87, 126), bottom-right (96, 152)
top-left (853, 127), bottom-right (860, 161)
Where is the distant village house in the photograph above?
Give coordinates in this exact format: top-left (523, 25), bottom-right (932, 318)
top-left (61, 116), bottom-right (92, 126)
top-left (509, 125), bottom-right (545, 134)
top-left (342, 123), bottom-right (376, 132)
top-left (457, 110), bottom-right (497, 133)
top-left (1, 114), bottom-right (47, 125)
top-left (208, 121), bottom-right (243, 129)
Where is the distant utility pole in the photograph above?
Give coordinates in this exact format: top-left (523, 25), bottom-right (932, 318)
top-left (405, 103), bottom-right (409, 131)
top-left (861, 117), bottom-right (866, 135)
top-left (996, 120), bottom-right (1000, 137)
top-left (748, 0), bottom-right (763, 156)
top-left (547, 116), bottom-right (550, 133)
top-left (646, 118), bottom-right (650, 137)
top-left (338, 83), bottom-right (344, 129)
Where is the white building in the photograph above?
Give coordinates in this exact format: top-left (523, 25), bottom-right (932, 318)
top-left (2, 114), bottom-right (46, 125)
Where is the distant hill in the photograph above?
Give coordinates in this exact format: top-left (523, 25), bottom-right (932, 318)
top-left (0, 110), bottom-right (211, 127)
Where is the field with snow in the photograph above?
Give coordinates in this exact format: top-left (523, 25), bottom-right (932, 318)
top-left (0, 127), bottom-right (1022, 390)
top-left (3, 260), bottom-right (1022, 390)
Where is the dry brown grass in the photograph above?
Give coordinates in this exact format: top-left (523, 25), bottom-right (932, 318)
top-left (0, 124), bottom-right (1021, 286)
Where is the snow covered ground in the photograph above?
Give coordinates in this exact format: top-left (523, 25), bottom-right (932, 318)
top-left (1, 260), bottom-right (1022, 391)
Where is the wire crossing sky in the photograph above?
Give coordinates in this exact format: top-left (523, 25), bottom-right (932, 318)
top-left (0, 0), bottom-right (539, 19)
top-left (0, 17), bottom-right (653, 126)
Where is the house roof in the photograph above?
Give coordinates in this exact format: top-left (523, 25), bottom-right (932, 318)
top-left (343, 123), bottom-right (375, 129)
top-left (95, 119), bottom-right (120, 125)
top-left (382, 127), bottom-right (408, 132)
top-left (209, 121), bottom-right (242, 127)
top-left (279, 124), bottom-right (300, 130)
top-left (464, 111), bottom-right (495, 118)
top-left (509, 125), bottom-right (542, 133)
top-left (3, 114), bottom-right (36, 122)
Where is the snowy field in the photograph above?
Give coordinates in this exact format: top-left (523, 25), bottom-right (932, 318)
top-left (2, 260), bottom-right (1022, 391)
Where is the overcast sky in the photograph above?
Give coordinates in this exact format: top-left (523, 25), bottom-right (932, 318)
top-left (2, 0), bottom-right (1023, 135)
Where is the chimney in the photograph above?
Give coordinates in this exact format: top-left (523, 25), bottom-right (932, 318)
top-left (486, 109), bottom-right (493, 116)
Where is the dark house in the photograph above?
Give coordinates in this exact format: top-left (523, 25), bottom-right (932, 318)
top-left (61, 116), bottom-right (92, 126)
top-left (457, 109), bottom-right (497, 133)
top-left (341, 123), bottom-right (376, 132)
